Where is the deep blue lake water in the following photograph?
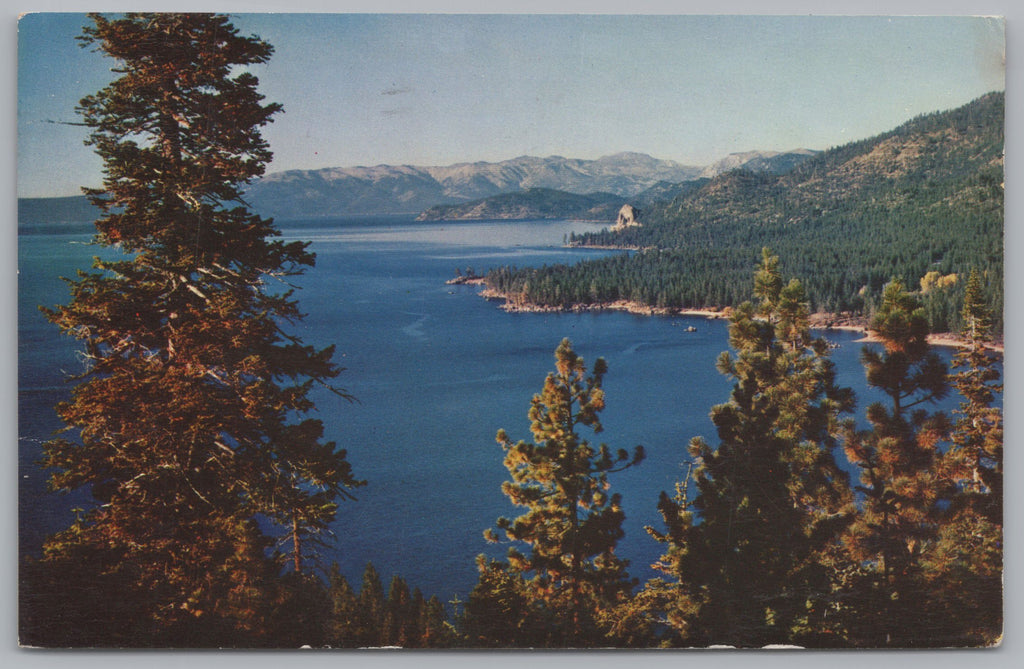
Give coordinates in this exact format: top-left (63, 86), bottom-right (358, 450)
top-left (18, 216), bottom-right (966, 604)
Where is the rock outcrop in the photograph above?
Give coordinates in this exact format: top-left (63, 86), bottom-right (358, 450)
top-left (612, 204), bottom-right (641, 230)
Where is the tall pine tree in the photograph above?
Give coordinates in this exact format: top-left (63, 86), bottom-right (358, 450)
top-left (475, 338), bottom-right (644, 646)
top-left (839, 279), bottom-right (951, 647)
top-left (21, 13), bottom-right (362, 647)
top-left (944, 269), bottom-right (1003, 527)
top-left (648, 249), bottom-right (855, 647)
top-left (923, 268), bottom-right (1003, 645)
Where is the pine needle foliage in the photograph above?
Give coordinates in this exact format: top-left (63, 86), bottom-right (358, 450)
top-left (944, 269), bottom-right (1003, 526)
top-left (838, 280), bottom-right (953, 646)
top-left (474, 338), bottom-right (644, 646)
top-left (923, 268), bottom-right (1003, 645)
top-left (648, 248), bottom-right (856, 647)
top-left (21, 13), bottom-right (363, 646)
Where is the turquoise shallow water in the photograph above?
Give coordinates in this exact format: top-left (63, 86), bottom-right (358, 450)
top-left (18, 216), bottom-right (965, 602)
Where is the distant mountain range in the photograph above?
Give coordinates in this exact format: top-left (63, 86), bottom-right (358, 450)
top-left (243, 152), bottom-right (705, 219)
top-left (17, 148), bottom-right (818, 225)
top-left (414, 149), bottom-right (823, 221)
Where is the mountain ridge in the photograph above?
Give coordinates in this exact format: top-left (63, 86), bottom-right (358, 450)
top-left (698, 148), bottom-right (821, 179)
top-left (18, 149), bottom-right (823, 225)
top-left (243, 152), bottom-right (704, 219)
top-left (411, 149), bottom-right (818, 222)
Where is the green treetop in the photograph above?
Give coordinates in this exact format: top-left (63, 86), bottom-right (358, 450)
top-left (648, 249), bottom-right (855, 647)
top-left (473, 338), bottom-right (644, 646)
top-left (922, 268), bottom-right (1003, 646)
top-left (839, 279), bottom-right (952, 646)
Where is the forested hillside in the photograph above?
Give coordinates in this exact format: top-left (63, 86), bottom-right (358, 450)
top-left (486, 93), bottom-right (1004, 334)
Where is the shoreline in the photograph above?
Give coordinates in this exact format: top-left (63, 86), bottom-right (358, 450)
top-left (478, 289), bottom-right (731, 319)
top-left (418, 215), bottom-right (615, 223)
top-left (471, 286), bottom-right (1004, 352)
top-left (566, 242), bottom-right (650, 251)
top-left (445, 275), bottom-right (488, 286)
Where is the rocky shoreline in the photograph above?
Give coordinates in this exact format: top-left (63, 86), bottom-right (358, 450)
top-left (468, 285), bottom-right (1003, 352)
top-left (478, 289), bottom-right (730, 319)
top-left (445, 275), bottom-right (488, 286)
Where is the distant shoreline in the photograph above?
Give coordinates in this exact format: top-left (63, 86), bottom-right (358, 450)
top-left (467, 285), bottom-right (1004, 353)
top-left (566, 242), bottom-right (649, 251)
top-left (479, 289), bottom-right (731, 320)
top-left (420, 215), bottom-right (613, 223)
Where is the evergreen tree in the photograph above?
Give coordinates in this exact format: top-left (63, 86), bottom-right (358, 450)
top-left (944, 269), bottom-right (1003, 525)
top-left (354, 562), bottom-right (386, 646)
top-left (419, 594), bottom-right (457, 647)
top-left (321, 564), bottom-right (455, 648)
top-left (923, 268), bottom-right (1003, 645)
top-left (462, 556), bottom-right (547, 647)
top-left (648, 249), bottom-right (855, 647)
top-left (384, 575), bottom-right (417, 646)
top-left (324, 564), bottom-right (360, 647)
top-left (21, 13), bottom-right (362, 646)
top-left (479, 339), bottom-right (644, 646)
top-left (463, 554), bottom-right (570, 647)
top-left (266, 571), bottom-right (332, 648)
top-left (839, 280), bottom-right (951, 646)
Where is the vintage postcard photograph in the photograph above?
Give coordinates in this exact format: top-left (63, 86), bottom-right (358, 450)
top-left (16, 11), bottom-right (1004, 649)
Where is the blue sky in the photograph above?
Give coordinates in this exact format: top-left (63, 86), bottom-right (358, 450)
top-left (17, 12), bottom-right (1005, 198)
